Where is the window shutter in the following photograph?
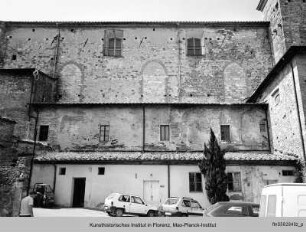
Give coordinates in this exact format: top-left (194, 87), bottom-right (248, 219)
top-left (103, 30), bottom-right (110, 56)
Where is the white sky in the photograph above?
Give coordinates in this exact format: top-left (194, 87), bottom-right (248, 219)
top-left (1, 0), bottom-right (264, 21)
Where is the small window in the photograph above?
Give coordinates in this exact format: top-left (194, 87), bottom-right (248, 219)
top-left (98, 167), bottom-right (105, 175)
top-left (38, 125), bottom-right (49, 141)
top-left (59, 167), bottom-right (66, 175)
top-left (160, 125), bottom-right (170, 141)
top-left (221, 125), bottom-right (230, 142)
top-left (272, 89), bottom-right (280, 106)
top-left (227, 172), bottom-right (242, 191)
top-left (260, 120), bottom-right (267, 132)
top-left (99, 125), bottom-right (110, 142)
top-left (189, 172), bottom-right (203, 192)
top-left (103, 29), bottom-right (123, 57)
top-left (187, 38), bottom-right (201, 56)
top-left (12, 54), bottom-right (17, 60)
top-left (282, 170), bottom-right (294, 176)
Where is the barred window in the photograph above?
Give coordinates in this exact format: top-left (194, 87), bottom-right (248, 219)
top-left (108, 38), bottom-right (122, 57)
top-left (160, 125), bottom-right (170, 141)
top-left (189, 172), bottom-right (203, 192)
top-left (227, 172), bottom-right (242, 192)
top-left (100, 125), bottom-right (110, 142)
top-left (187, 38), bottom-right (201, 56)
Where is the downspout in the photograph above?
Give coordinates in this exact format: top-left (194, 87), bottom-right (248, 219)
top-left (53, 164), bottom-right (57, 193)
top-left (27, 108), bottom-right (39, 194)
top-left (177, 23), bottom-right (182, 102)
top-left (264, 106), bottom-right (272, 152)
top-left (167, 162), bottom-right (170, 198)
top-left (290, 62), bottom-right (306, 161)
top-left (142, 105), bottom-right (145, 152)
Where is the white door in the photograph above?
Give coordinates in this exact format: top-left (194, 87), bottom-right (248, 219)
top-left (143, 180), bottom-right (159, 205)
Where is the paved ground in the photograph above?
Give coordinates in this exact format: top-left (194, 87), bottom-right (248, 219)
top-left (33, 207), bottom-right (109, 217)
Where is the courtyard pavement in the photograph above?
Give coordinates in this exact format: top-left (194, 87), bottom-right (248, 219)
top-left (33, 207), bottom-right (109, 217)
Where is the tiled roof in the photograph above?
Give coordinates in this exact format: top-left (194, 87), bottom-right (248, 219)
top-left (34, 151), bottom-right (297, 164)
top-left (3, 21), bottom-right (269, 28)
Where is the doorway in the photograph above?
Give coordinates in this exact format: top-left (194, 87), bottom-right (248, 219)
top-left (72, 178), bottom-right (86, 207)
top-left (143, 180), bottom-right (160, 205)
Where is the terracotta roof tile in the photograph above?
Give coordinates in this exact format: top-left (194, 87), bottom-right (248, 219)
top-left (34, 151), bottom-right (297, 162)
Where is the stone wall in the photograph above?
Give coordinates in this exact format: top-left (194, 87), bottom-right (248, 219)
top-left (1, 22), bottom-right (273, 104)
top-left (260, 0), bottom-right (306, 63)
top-left (35, 104), bottom-right (269, 152)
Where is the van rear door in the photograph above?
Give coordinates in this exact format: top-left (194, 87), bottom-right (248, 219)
top-left (283, 186), bottom-right (306, 217)
top-left (259, 185), bottom-right (282, 217)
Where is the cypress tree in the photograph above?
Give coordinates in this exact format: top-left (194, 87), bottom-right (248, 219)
top-left (199, 128), bottom-right (229, 204)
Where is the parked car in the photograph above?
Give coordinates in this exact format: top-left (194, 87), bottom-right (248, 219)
top-left (104, 193), bottom-right (158, 217)
top-left (203, 201), bottom-right (259, 217)
top-left (160, 197), bottom-right (203, 217)
top-left (32, 183), bottom-right (55, 207)
top-left (259, 183), bottom-right (306, 217)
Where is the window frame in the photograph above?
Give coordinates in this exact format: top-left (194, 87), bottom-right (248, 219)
top-left (227, 172), bottom-right (242, 192)
top-left (220, 125), bottom-right (231, 142)
top-left (98, 167), bottom-right (105, 175)
top-left (189, 172), bottom-right (203, 192)
top-left (99, 125), bottom-right (110, 142)
top-left (108, 38), bottom-right (122, 57)
top-left (160, 125), bottom-right (170, 141)
top-left (38, 125), bottom-right (49, 141)
top-left (59, 167), bottom-right (66, 175)
top-left (186, 38), bottom-right (202, 56)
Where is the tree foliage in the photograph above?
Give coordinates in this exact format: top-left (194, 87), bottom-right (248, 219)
top-left (199, 129), bottom-right (229, 204)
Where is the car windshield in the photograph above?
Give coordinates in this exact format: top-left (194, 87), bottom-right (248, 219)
top-left (165, 198), bottom-right (179, 205)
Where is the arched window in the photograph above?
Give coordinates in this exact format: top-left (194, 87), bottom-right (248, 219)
top-left (187, 38), bottom-right (201, 56)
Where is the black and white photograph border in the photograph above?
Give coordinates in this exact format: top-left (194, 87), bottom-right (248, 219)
top-left (0, 0), bottom-right (306, 231)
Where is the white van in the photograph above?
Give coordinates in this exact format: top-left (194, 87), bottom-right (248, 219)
top-left (259, 183), bottom-right (306, 217)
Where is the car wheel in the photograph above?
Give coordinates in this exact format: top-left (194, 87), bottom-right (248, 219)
top-left (147, 210), bottom-right (155, 217)
top-left (115, 208), bottom-right (124, 217)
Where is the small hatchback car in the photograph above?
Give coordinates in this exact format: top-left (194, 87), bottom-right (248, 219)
top-left (104, 193), bottom-right (158, 217)
top-left (160, 197), bottom-right (203, 216)
top-left (203, 201), bottom-right (259, 217)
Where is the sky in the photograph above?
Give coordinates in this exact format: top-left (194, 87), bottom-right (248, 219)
top-left (1, 0), bottom-right (264, 22)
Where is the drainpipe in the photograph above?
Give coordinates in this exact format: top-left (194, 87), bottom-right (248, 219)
top-left (264, 106), bottom-right (272, 152)
top-left (290, 62), bottom-right (306, 161)
top-left (142, 105), bottom-right (145, 152)
top-left (167, 162), bottom-right (170, 198)
top-left (27, 108), bottom-right (40, 194)
top-left (53, 164), bottom-right (57, 193)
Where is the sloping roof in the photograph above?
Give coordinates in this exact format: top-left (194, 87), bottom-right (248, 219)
top-left (247, 46), bottom-right (306, 103)
top-left (34, 151), bottom-right (297, 165)
top-left (2, 21), bottom-right (269, 28)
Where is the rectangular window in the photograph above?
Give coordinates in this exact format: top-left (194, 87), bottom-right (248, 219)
top-left (260, 120), bottom-right (267, 132)
top-left (59, 167), bottom-right (66, 175)
top-left (187, 38), bottom-right (201, 56)
top-left (189, 172), bottom-right (203, 192)
top-left (100, 125), bottom-right (110, 142)
top-left (160, 125), bottom-right (170, 141)
top-left (227, 172), bottom-right (242, 191)
top-left (221, 125), bottom-right (230, 142)
top-left (282, 170), bottom-right (294, 176)
top-left (38, 125), bottom-right (49, 141)
top-left (104, 29), bottom-right (123, 57)
top-left (98, 167), bottom-right (105, 175)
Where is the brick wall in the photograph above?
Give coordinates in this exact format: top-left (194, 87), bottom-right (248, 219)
top-left (1, 23), bottom-right (273, 104)
top-left (257, 60), bottom-right (304, 159)
top-left (35, 104), bottom-right (269, 152)
top-left (261, 0), bottom-right (306, 63)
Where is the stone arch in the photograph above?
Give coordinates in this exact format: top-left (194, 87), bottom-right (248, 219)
top-left (224, 63), bottom-right (246, 103)
top-left (59, 61), bottom-right (84, 102)
top-left (141, 60), bottom-right (168, 103)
